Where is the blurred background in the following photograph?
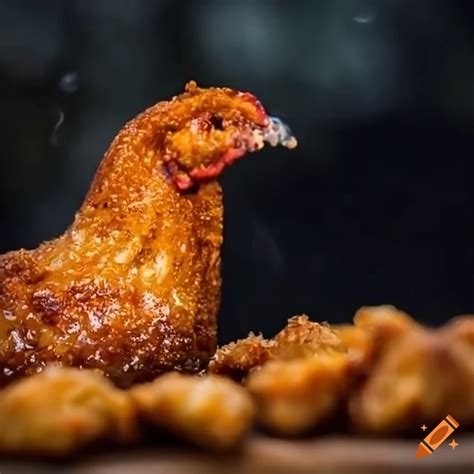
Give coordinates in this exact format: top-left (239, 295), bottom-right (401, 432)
top-left (1, 0), bottom-right (473, 343)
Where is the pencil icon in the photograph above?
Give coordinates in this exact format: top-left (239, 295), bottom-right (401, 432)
top-left (416, 415), bottom-right (459, 459)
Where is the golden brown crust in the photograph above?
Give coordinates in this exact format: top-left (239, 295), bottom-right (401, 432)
top-left (353, 304), bottom-right (417, 334)
top-left (0, 366), bottom-right (136, 455)
top-left (353, 305), bottom-right (420, 361)
top-left (0, 306), bottom-right (473, 453)
top-left (349, 328), bottom-right (474, 434)
top-left (333, 324), bottom-right (374, 372)
top-left (442, 314), bottom-right (474, 352)
top-left (130, 372), bottom-right (255, 450)
top-left (0, 84), bottom-right (284, 387)
top-left (273, 315), bottom-right (345, 359)
top-left (209, 333), bottom-right (275, 380)
top-left (209, 315), bottom-right (345, 380)
top-left (208, 333), bottom-right (275, 380)
top-left (0, 187), bottom-right (223, 386)
top-left (246, 354), bottom-right (349, 436)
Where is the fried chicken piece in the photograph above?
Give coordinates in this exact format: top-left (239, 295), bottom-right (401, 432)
top-left (353, 305), bottom-right (420, 359)
top-left (273, 315), bottom-right (345, 359)
top-left (333, 324), bottom-right (374, 372)
top-left (353, 305), bottom-right (418, 337)
top-left (0, 366), bottom-right (136, 455)
top-left (349, 328), bottom-right (474, 434)
top-left (130, 372), bottom-right (255, 450)
top-left (442, 315), bottom-right (474, 356)
top-left (246, 354), bottom-right (349, 436)
top-left (210, 316), bottom-right (345, 379)
top-left (0, 82), bottom-right (297, 387)
top-left (208, 333), bottom-right (276, 380)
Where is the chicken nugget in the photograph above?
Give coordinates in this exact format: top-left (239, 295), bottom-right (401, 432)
top-left (333, 324), bottom-right (374, 372)
top-left (246, 353), bottom-right (349, 436)
top-left (0, 366), bottom-right (136, 455)
top-left (209, 316), bottom-right (344, 380)
top-left (130, 372), bottom-right (255, 450)
top-left (353, 305), bottom-right (418, 336)
top-left (353, 305), bottom-right (420, 358)
top-left (208, 333), bottom-right (275, 380)
top-left (273, 315), bottom-right (345, 359)
top-left (443, 314), bottom-right (474, 354)
top-left (349, 328), bottom-right (474, 434)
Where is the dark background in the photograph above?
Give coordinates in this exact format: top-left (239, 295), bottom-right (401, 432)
top-left (1, 0), bottom-right (473, 343)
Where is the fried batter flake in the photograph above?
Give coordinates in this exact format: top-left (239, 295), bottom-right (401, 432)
top-left (273, 315), bottom-right (345, 359)
top-left (208, 333), bottom-right (276, 380)
top-left (210, 315), bottom-right (346, 380)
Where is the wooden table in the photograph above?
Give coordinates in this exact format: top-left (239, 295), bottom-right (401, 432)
top-left (1, 435), bottom-right (473, 474)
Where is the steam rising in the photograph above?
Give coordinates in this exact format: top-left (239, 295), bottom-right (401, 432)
top-left (252, 116), bottom-right (298, 151)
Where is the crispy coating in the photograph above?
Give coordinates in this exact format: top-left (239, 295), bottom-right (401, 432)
top-left (442, 314), bottom-right (474, 356)
top-left (333, 324), bottom-right (374, 372)
top-left (208, 333), bottom-right (275, 380)
top-left (130, 372), bottom-right (255, 450)
top-left (353, 305), bottom-right (418, 336)
top-left (349, 328), bottom-right (474, 434)
top-left (246, 354), bottom-right (349, 436)
top-left (353, 305), bottom-right (420, 359)
top-left (223, 310), bottom-right (474, 437)
top-left (0, 84), bottom-right (295, 387)
top-left (1, 301), bottom-right (471, 453)
top-left (209, 316), bottom-right (345, 380)
top-left (0, 366), bottom-right (136, 455)
top-left (273, 315), bottom-right (345, 359)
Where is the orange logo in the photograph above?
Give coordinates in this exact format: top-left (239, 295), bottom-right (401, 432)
top-left (416, 415), bottom-right (460, 459)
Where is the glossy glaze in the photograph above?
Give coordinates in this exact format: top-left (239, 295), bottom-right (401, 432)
top-left (0, 83), bottom-right (296, 386)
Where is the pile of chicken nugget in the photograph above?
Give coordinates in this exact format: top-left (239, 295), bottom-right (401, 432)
top-left (0, 305), bottom-right (472, 456)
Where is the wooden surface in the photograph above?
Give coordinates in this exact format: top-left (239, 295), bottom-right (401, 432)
top-left (1, 435), bottom-right (473, 474)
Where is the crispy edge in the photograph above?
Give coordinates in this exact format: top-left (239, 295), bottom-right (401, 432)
top-left (209, 315), bottom-right (346, 381)
top-left (273, 315), bottom-right (346, 359)
top-left (208, 333), bottom-right (276, 380)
